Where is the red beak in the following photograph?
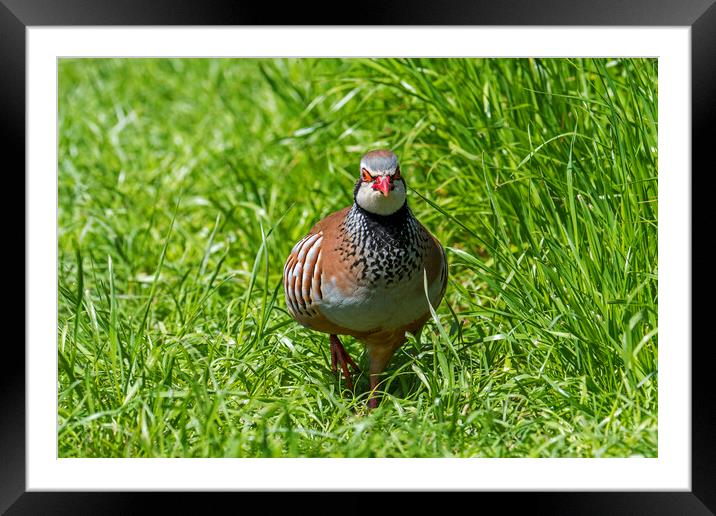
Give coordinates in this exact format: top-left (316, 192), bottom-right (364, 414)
top-left (372, 176), bottom-right (392, 197)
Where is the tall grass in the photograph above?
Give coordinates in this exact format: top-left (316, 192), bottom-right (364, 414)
top-left (58, 57), bottom-right (657, 457)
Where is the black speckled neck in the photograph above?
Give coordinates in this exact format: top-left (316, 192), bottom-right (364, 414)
top-left (335, 201), bottom-right (428, 285)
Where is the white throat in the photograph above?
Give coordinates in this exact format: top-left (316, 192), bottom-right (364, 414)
top-left (355, 181), bottom-right (406, 215)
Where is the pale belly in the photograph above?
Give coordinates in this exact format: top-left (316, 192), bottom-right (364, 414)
top-left (318, 270), bottom-right (443, 333)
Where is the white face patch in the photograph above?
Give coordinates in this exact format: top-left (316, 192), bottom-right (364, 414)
top-left (355, 178), bottom-right (407, 215)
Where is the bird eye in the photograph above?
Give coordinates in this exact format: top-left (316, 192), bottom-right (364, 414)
top-left (361, 168), bottom-right (374, 182)
top-left (393, 167), bottom-right (401, 180)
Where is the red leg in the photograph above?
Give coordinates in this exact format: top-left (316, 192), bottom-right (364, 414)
top-left (329, 334), bottom-right (359, 390)
top-left (364, 338), bottom-right (406, 409)
top-left (330, 339), bottom-right (338, 373)
top-left (368, 375), bottom-right (380, 409)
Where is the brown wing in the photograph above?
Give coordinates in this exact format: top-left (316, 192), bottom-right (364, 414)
top-left (282, 207), bottom-right (352, 334)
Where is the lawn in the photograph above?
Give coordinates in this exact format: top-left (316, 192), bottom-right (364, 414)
top-left (58, 57), bottom-right (658, 458)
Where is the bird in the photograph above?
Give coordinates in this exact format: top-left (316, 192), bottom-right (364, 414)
top-left (283, 150), bottom-right (447, 408)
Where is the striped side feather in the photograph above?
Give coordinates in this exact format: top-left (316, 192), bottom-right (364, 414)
top-left (283, 231), bottom-right (324, 319)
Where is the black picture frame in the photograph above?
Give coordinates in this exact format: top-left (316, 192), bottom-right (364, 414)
top-left (3, 1), bottom-right (711, 514)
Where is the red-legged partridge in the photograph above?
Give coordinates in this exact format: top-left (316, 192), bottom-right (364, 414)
top-left (283, 150), bottom-right (447, 408)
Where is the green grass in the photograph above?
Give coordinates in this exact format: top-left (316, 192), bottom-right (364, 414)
top-left (58, 57), bottom-right (658, 458)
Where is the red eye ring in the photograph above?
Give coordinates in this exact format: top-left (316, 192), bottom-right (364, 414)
top-left (393, 166), bottom-right (401, 180)
top-left (361, 168), bottom-right (374, 182)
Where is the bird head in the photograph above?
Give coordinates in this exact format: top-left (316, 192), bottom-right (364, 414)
top-left (353, 150), bottom-right (406, 216)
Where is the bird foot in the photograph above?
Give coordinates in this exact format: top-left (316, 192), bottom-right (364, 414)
top-left (330, 334), bottom-right (360, 390)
